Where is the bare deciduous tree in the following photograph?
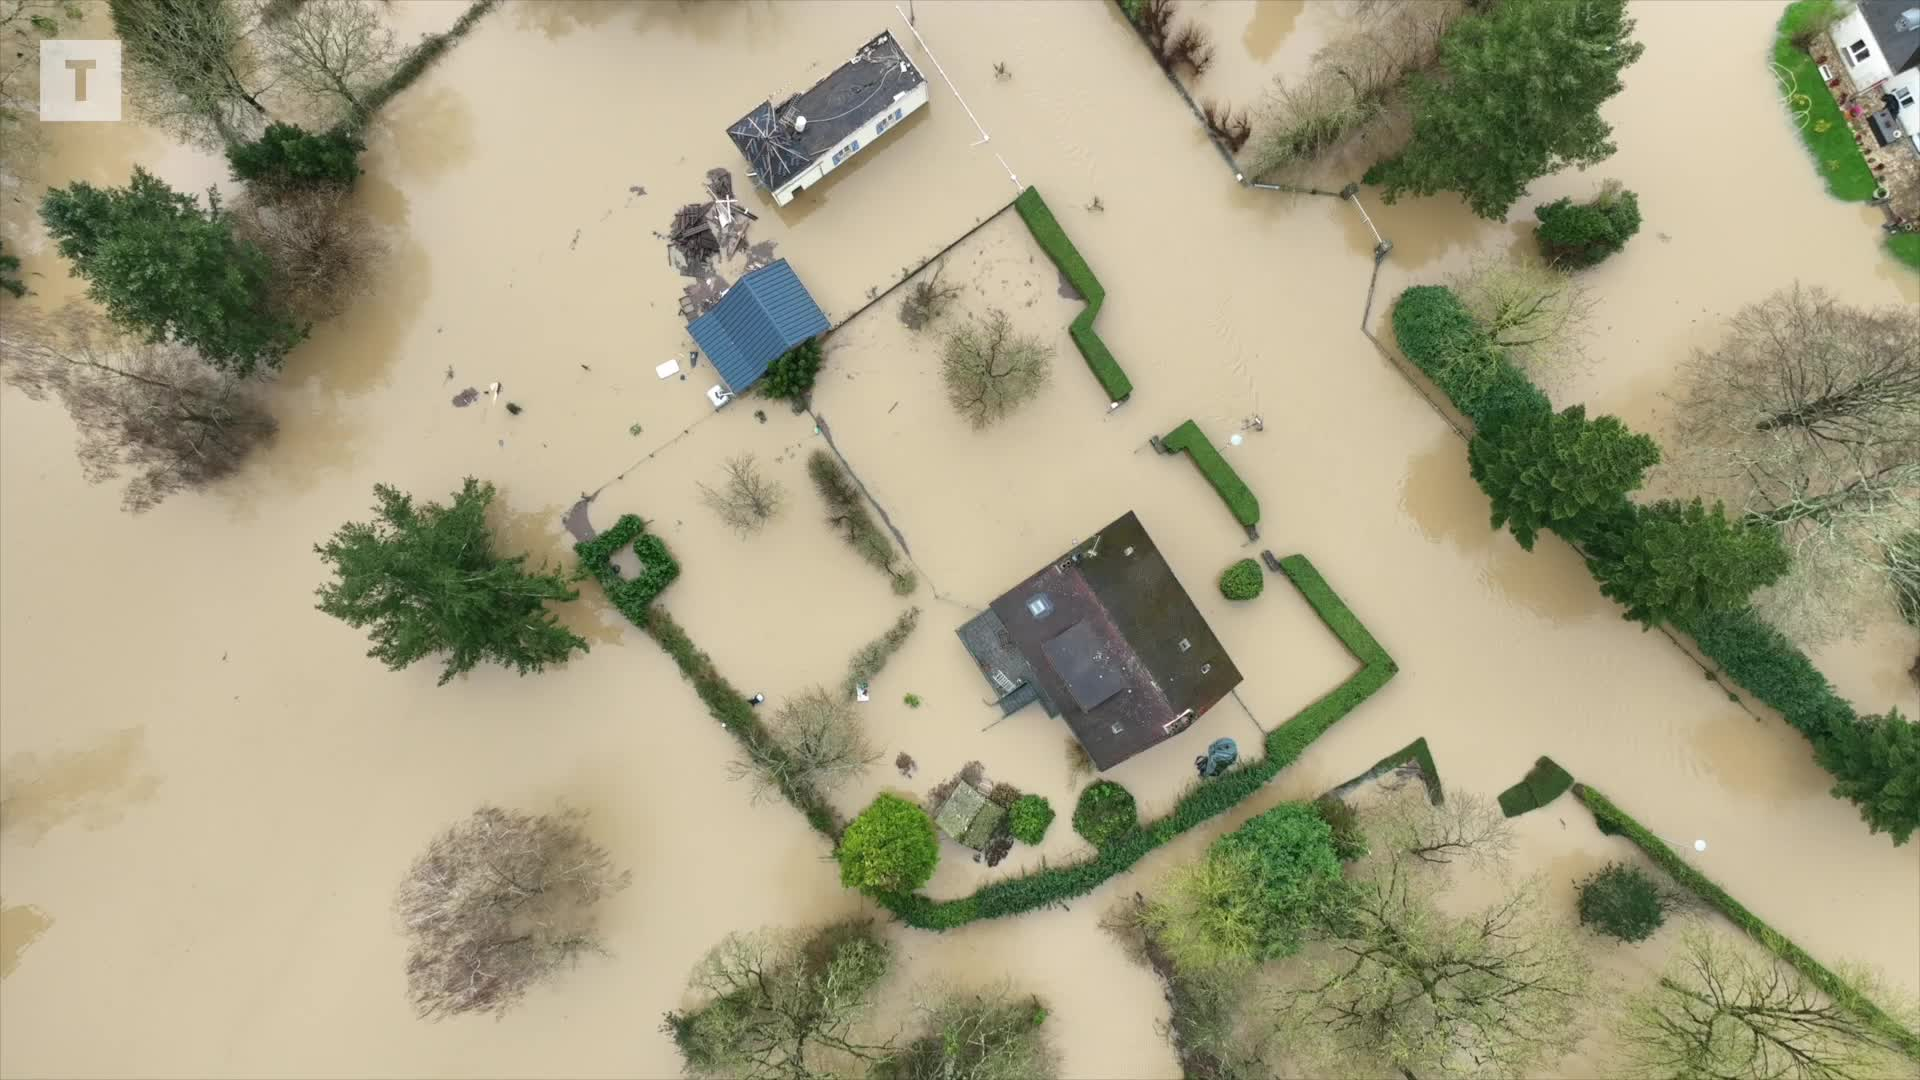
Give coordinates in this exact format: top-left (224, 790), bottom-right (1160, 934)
top-left (1614, 923), bottom-right (1914, 1080)
top-left (394, 805), bottom-right (630, 1019)
top-left (1449, 255), bottom-right (1594, 374)
top-left (729, 686), bottom-right (877, 802)
top-left (941, 308), bottom-right (1052, 429)
top-left (110, 0), bottom-right (274, 148)
top-left (900, 262), bottom-right (960, 332)
top-left (665, 921), bottom-right (893, 1079)
top-left (1374, 788), bottom-right (1513, 868)
top-left (0, 308), bottom-right (277, 512)
top-left (698, 453), bottom-right (783, 535)
top-left (257, 0), bottom-right (397, 126)
top-left (0, 1), bottom-right (82, 186)
top-left (881, 983), bottom-right (1062, 1080)
top-left (230, 187), bottom-right (386, 321)
top-left (1674, 286), bottom-right (1920, 643)
top-left (1271, 861), bottom-right (1590, 1078)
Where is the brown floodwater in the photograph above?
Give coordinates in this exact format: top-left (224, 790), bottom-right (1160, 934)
top-left (4, 2), bottom-right (1917, 1077)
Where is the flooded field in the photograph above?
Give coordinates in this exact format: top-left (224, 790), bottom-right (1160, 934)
top-left (3, 1), bottom-right (1917, 1077)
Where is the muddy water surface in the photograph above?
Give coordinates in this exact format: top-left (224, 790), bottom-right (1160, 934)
top-left (4, 1), bottom-right (1918, 1077)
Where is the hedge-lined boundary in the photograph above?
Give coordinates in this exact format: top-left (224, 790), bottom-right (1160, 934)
top-left (575, 518), bottom-right (840, 838)
top-left (353, 0), bottom-right (501, 126)
top-left (1577, 783), bottom-right (1920, 1059)
top-left (1497, 756), bottom-right (1573, 817)
top-left (1389, 284), bottom-right (1900, 843)
top-left (1367, 737), bottom-right (1444, 804)
top-left (1162, 420), bottom-right (1261, 528)
top-left (1012, 187), bottom-right (1134, 403)
top-left (877, 553), bottom-right (1396, 930)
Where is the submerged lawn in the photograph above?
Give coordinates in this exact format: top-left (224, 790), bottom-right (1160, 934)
top-left (1773, 1), bottom-right (1877, 202)
top-left (1888, 232), bottom-right (1920, 271)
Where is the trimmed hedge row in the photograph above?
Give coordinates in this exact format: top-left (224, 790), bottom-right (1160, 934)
top-left (575, 518), bottom-right (839, 838)
top-left (1577, 784), bottom-right (1920, 1059)
top-left (354, 0), bottom-right (500, 125)
top-left (878, 553), bottom-right (1396, 930)
top-left (1012, 186), bottom-right (1134, 403)
top-left (1497, 756), bottom-right (1573, 817)
top-left (1163, 420), bottom-right (1261, 528)
top-left (1390, 283), bottom-right (1903, 843)
top-left (1367, 736), bottom-right (1444, 804)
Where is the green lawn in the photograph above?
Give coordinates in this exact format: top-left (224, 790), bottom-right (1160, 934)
top-left (1772, 2), bottom-right (1878, 202)
top-left (1887, 232), bottom-right (1920, 271)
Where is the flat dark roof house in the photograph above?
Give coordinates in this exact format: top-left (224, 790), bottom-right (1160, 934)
top-left (726, 30), bottom-right (930, 207)
top-left (956, 511), bottom-right (1243, 771)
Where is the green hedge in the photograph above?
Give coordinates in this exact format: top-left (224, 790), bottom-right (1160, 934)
top-left (1681, 607), bottom-right (1856, 740)
top-left (878, 554), bottom-right (1396, 930)
top-left (1162, 420), bottom-right (1260, 527)
top-left (1577, 784), bottom-right (1920, 1058)
top-left (1012, 187), bottom-right (1134, 403)
top-left (574, 514), bottom-right (680, 624)
top-left (1367, 736), bottom-right (1444, 804)
top-left (1497, 756), bottom-right (1573, 817)
top-left (1390, 286), bottom-right (1551, 432)
top-left (575, 517), bottom-right (839, 838)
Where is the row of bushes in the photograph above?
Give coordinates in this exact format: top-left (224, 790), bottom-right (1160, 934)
top-left (1496, 756), bottom-right (1573, 817)
top-left (1577, 783), bottom-right (1920, 1057)
top-left (355, 0), bottom-right (501, 124)
top-left (842, 607), bottom-right (921, 699)
top-left (1392, 284), bottom-right (1912, 844)
top-left (574, 517), bottom-right (840, 838)
top-left (878, 553), bottom-right (1397, 930)
top-left (1162, 420), bottom-right (1261, 528)
top-left (1012, 187), bottom-right (1134, 403)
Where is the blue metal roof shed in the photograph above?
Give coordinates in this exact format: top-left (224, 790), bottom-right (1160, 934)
top-left (688, 259), bottom-right (830, 393)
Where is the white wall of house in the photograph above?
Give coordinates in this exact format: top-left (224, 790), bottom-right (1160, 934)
top-left (772, 80), bottom-right (931, 206)
top-left (1831, 10), bottom-right (1895, 86)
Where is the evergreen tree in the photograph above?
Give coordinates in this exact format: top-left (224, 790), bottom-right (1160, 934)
top-left (1588, 499), bottom-right (1791, 627)
top-left (1818, 708), bottom-right (1920, 846)
top-left (1366, 0), bottom-right (1644, 220)
top-left (40, 167), bottom-right (305, 375)
top-left (314, 478), bottom-right (589, 685)
top-left (1534, 181), bottom-right (1642, 268)
top-left (1468, 404), bottom-right (1660, 549)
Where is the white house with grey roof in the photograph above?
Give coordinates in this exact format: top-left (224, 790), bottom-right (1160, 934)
top-left (726, 30), bottom-right (929, 207)
top-left (1830, 2), bottom-right (1920, 152)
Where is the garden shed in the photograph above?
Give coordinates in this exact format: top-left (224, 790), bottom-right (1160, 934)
top-left (932, 781), bottom-right (1005, 850)
top-left (686, 259), bottom-right (829, 394)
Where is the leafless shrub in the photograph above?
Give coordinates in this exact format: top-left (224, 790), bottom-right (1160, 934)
top-left (0, 307), bottom-right (277, 513)
top-left (941, 308), bottom-right (1053, 429)
top-left (895, 751), bottom-right (917, 778)
top-left (394, 805), bottom-right (631, 1019)
top-left (1246, 0), bottom-right (1464, 179)
top-left (1200, 98), bottom-right (1252, 153)
top-left (1165, 22), bottom-right (1215, 77)
top-left (699, 453), bottom-right (784, 535)
top-left (258, 0), bottom-right (399, 127)
top-left (1675, 285), bottom-right (1920, 644)
top-left (230, 188), bottom-right (387, 322)
top-left (1139, 0), bottom-right (1177, 52)
top-left (900, 263), bottom-right (961, 331)
top-left (1448, 254), bottom-right (1594, 374)
top-left (1372, 789), bottom-right (1512, 868)
top-left (730, 687), bottom-right (878, 801)
top-left (1065, 737), bottom-right (1095, 785)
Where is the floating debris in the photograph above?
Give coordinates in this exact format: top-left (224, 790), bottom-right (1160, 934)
top-left (451, 387), bottom-right (479, 407)
top-left (505, 402), bottom-right (523, 415)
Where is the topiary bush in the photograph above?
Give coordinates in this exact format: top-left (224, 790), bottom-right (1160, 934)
top-left (1534, 182), bottom-right (1641, 269)
top-left (1163, 420), bottom-right (1260, 528)
top-left (227, 123), bottom-right (364, 195)
top-left (1219, 558), bottom-right (1263, 600)
top-left (1008, 794), bottom-right (1055, 845)
top-left (1072, 780), bottom-right (1137, 848)
top-left (759, 338), bottom-right (824, 400)
top-left (1576, 861), bottom-right (1670, 942)
top-left (839, 793), bottom-right (939, 895)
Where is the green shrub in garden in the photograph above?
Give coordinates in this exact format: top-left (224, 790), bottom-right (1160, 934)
top-left (1008, 795), bottom-right (1055, 845)
top-left (1575, 861), bottom-right (1670, 942)
top-left (1219, 558), bottom-right (1263, 600)
top-left (1072, 781), bottom-right (1138, 848)
top-left (1534, 182), bottom-right (1641, 269)
top-left (838, 794), bottom-right (939, 895)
